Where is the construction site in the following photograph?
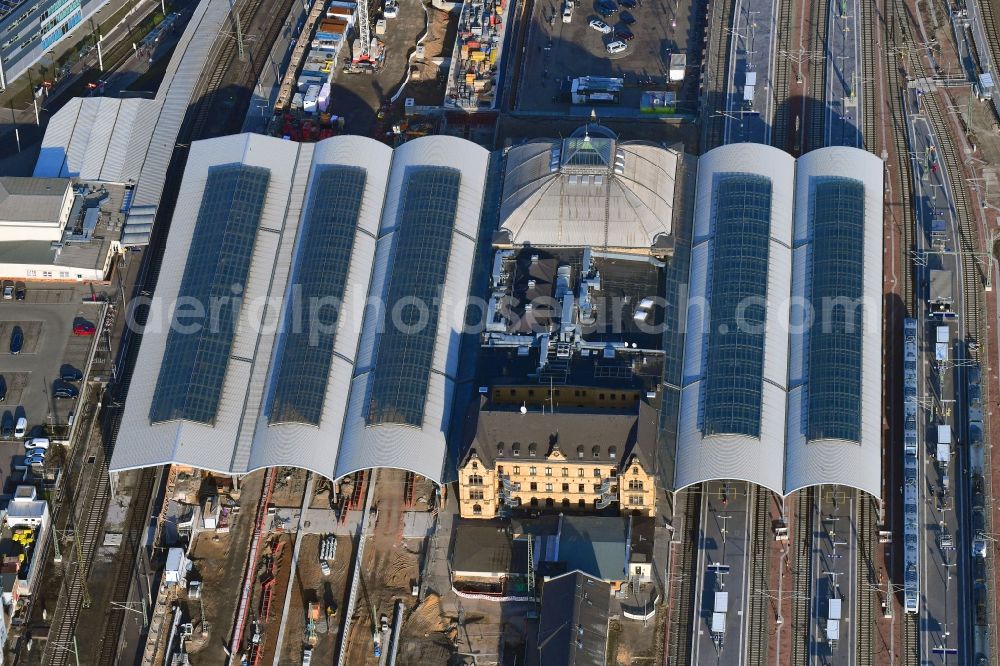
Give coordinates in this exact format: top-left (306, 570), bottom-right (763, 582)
top-left (129, 465), bottom-right (450, 665)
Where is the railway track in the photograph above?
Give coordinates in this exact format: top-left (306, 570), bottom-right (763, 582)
top-left (43, 442), bottom-right (113, 666)
top-left (859, 0), bottom-right (877, 153)
top-left (187, 22), bottom-right (241, 140)
top-left (919, 77), bottom-right (984, 360)
top-left (667, 486), bottom-right (700, 666)
top-left (855, 491), bottom-right (877, 666)
top-left (902, 612), bottom-right (919, 664)
top-left (42, 0), bottom-right (295, 661)
top-left (701, 0), bottom-right (736, 150)
top-left (883, 0), bottom-right (916, 314)
top-left (94, 468), bottom-right (159, 664)
top-left (803, 0), bottom-right (830, 152)
top-left (975, 0), bottom-right (1000, 113)
top-left (789, 489), bottom-right (813, 666)
top-left (745, 486), bottom-right (771, 666)
top-left (770, 0), bottom-right (796, 152)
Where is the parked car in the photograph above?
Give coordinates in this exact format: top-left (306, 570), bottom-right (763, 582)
top-left (9, 326), bottom-right (23, 354)
top-left (2, 281), bottom-right (13, 300)
top-left (25, 454), bottom-right (44, 467)
top-left (383, 0), bottom-right (398, 17)
top-left (606, 40), bottom-right (628, 53)
top-left (53, 383), bottom-right (78, 399)
top-left (73, 321), bottom-right (96, 336)
top-left (597, 1), bottom-right (618, 16)
top-left (60, 365), bottom-right (83, 382)
top-left (14, 417), bottom-right (27, 439)
top-left (14, 282), bottom-right (25, 301)
top-left (0, 375), bottom-right (6, 402)
top-left (1, 412), bottom-right (12, 438)
top-left (320, 560), bottom-right (331, 576)
top-left (589, 18), bottom-right (612, 32)
top-left (616, 27), bottom-right (635, 40)
top-left (25, 437), bottom-right (49, 450)
top-left (620, 10), bottom-right (636, 22)
top-left (26, 447), bottom-right (46, 459)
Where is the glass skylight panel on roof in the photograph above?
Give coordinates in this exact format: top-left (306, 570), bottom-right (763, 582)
top-left (268, 165), bottom-right (367, 426)
top-left (560, 137), bottom-right (614, 170)
top-left (150, 164), bottom-right (270, 425)
top-left (702, 174), bottom-right (772, 438)
top-left (366, 166), bottom-right (462, 428)
top-left (807, 177), bottom-right (865, 442)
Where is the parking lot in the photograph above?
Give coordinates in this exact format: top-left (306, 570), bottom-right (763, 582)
top-left (0, 284), bottom-right (103, 467)
top-left (516, 0), bottom-right (696, 115)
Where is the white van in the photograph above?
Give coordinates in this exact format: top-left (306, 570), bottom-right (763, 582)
top-left (562, 0), bottom-right (573, 22)
top-left (14, 417), bottom-right (27, 439)
top-left (24, 437), bottom-right (48, 450)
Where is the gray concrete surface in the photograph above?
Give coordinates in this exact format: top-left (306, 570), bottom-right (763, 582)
top-left (516, 0), bottom-right (691, 115)
top-left (0, 288), bottom-right (103, 441)
top-left (824, 0), bottom-right (863, 148)
top-left (808, 487), bottom-right (858, 665)
top-left (692, 480), bottom-right (752, 666)
top-left (723, 0), bottom-right (776, 144)
top-left (325, 0), bottom-right (430, 135)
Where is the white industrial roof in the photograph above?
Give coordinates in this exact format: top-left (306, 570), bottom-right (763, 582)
top-left (673, 144), bottom-right (884, 498)
top-left (110, 133), bottom-right (489, 485)
top-left (33, 0), bottom-right (234, 246)
top-left (498, 126), bottom-right (677, 251)
top-left (674, 144), bottom-right (795, 497)
top-left (33, 97), bottom-right (161, 183)
top-left (783, 147), bottom-right (884, 497)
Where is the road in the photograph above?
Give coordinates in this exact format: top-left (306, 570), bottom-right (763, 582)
top-left (807, 487), bottom-right (858, 664)
top-left (823, 0), bottom-right (862, 147)
top-left (723, 0), bottom-right (777, 144)
top-left (692, 481), bottom-right (752, 665)
top-left (906, 90), bottom-right (970, 663)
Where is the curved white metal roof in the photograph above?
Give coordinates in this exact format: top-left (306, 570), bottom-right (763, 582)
top-left (334, 135), bottom-right (490, 482)
top-left (673, 143), bottom-right (795, 497)
top-left (246, 136), bottom-right (394, 478)
top-left (673, 144), bottom-right (883, 498)
top-left (110, 134), bottom-right (490, 485)
top-left (498, 136), bottom-right (678, 250)
top-left (783, 147), bottom-right (884, 497)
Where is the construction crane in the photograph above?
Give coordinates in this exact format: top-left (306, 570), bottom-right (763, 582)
top-left (356, 0), bottom-right (370, 61)
top-left (348, 0), bottom-right (384, 70)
